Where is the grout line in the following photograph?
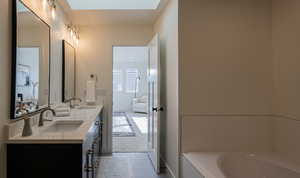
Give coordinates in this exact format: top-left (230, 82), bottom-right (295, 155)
top-left (182, 113), bottom-right (274, 117)
top-left (271, 114), bottom-right (300, 122)
top-left (181, 113), bottom-right (300, 122)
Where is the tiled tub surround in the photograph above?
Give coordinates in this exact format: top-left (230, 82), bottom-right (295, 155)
top-left (181, 115), bottom-right (300, 178)
top-left (181, 115), bottom-right (273, 153)
top-left (273, 116), bottom-right (300, 165)
top-left (7, 105), bottom-right (103, 143)
top-left (181, 115), bottom-right (300, 161)
top-left (182, 152), bottom-right (300, 178)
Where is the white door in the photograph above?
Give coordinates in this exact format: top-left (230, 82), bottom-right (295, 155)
top-left (147, 34), bottom-right (162, 173)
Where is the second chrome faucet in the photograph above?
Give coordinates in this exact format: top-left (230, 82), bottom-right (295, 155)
top-left (64, 98), bottom-right (82, 108)
top-left (38, 108), bottom-right (56, 127)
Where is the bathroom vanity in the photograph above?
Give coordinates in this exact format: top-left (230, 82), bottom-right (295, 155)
top-left (8, 1), bottom-right (105, 178)
top-left (7, 106), bottom-right (103, 178)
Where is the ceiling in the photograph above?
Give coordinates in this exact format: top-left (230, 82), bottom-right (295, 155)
top-left (59, 0), bottom-right (169, 25)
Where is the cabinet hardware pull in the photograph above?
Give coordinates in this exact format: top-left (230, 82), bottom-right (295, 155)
top-left (84, 165), bottom-right (94, 171)
top-left (88, 150), bottom-right (94, 154)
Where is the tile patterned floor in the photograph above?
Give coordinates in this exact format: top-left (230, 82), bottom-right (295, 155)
top-left (97, 153), bottom-right (170, 178)
top-left (112, 113), bottom-right (135, 137)
top-left (113, 112), bottom-right (148, 152)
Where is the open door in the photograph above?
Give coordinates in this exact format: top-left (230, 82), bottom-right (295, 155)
top-left (147, 34), bottom-right (162, 173)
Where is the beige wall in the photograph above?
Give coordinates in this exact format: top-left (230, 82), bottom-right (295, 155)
top-left (76, 24), bottom-right (153, 153)
top-left (0, 0), bottom-right (72, 177)
top-left (272, 0), bottom-right (300, 164)
top-left (179, 0), bottom-right (274, 152)
top-left (154, 0), bottom-right (179, 177)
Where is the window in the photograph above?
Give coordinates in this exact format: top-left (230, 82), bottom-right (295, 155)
top-left (113, 70), bottom-right (123, 91)
top-left (126, 69), bottom-right (139, 93)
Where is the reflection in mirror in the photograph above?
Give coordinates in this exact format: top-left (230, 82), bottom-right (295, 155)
top-left (12, 0), bottom-right (50, 119)
top-left (62, 40), bottom-right (76, 102)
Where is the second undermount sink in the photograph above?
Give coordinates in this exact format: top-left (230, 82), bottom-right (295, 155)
top-left (42, 120), bottom-right (84, 133)
top-left (76, 105), bottom-right (97, 110)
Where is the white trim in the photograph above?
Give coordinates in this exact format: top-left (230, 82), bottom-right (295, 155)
top-left (161, 158), bottom-right (176, 178)
top-left (166, 162), bottom-right (176, 178)
top-left (181, 155), bottom-right (205, 178)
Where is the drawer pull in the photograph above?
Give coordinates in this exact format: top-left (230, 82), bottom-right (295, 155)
top-left (88, 149), bottom-right (94, 154)
top-left (84, 165), bottom-right (94, 172)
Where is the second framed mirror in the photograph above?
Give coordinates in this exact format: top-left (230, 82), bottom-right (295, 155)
top-left (62, 40), bottom-right (76, 102)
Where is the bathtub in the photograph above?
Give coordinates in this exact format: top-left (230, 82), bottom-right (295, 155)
top-left (182, 152), bottom-right (300, 178)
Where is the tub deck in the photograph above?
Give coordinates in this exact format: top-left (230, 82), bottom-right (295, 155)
top-left (182, 152), bottom-right (300, 178)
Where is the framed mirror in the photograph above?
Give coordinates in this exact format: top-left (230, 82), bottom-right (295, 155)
top-left (11, 0), bottom-right (51, 120)
top-left (62, 40), bottom-right (76, 102)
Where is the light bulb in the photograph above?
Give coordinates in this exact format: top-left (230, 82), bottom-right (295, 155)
top-left (51, 7), bottom-right (56, 19)
top-left (76, 38), bottom-right (79, 46)
top-left (70, 30), bottom-right (74, 37)
top-left (42, 0), bottom-right (47, 9)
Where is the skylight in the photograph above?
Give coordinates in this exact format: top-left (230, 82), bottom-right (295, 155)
top-left (66, 0), bottom-right (161, 10)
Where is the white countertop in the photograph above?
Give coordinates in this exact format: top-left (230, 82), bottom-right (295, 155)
top-left (7, 105), bottom-right (103, 144)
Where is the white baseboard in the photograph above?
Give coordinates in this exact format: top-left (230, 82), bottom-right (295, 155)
top-left (161, 158), bottom-right (176, 178)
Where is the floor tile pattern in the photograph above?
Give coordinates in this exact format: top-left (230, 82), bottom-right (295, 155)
top-left (113, 112), bottom-right (135, 137)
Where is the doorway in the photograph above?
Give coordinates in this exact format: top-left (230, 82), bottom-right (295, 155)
top-left (112, 46), bottom-right (149, 153)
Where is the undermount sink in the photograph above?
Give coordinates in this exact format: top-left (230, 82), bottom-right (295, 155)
top-left (77, 105), bottom-right (97, 110)
top-left (42, 120), bottom-right (84, 133)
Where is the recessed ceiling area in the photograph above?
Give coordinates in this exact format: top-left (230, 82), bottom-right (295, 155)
top-left (66, 0), bottom-right (161, 10)
top-left (58, 0), bottom-right (168, 25)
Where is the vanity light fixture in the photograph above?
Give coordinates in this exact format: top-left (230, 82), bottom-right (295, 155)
top-left (48, 0), bottom-right (56, 19)
top-left (67, 25), bottom-right (80, 46)
top-left (67, 25), bottom-right (75, 38)
top-left (75, 34), bottom-right (79, 46)
top-left (42, 0), bottom-right (48, 9)
top-left (75, 27), bottom-right (80, 46)
top-left (73, 30), bottom-right (80, 46)
top-left (70, 29), bottom-right (74, 38)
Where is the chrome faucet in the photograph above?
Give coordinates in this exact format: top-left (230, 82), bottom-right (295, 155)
top-left (64, 98), bottom-right (82, 108)
top-left (38, 108), bottom-right (56, 127)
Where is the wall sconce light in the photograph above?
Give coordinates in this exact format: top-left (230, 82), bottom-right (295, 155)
top-left (42, 0), bottom-right (48, 9)
top-left (75, 35), bottom-right (79, 46)
top-left (74, 32), bottom-right (80, 46)
top-left (67, 25), bottom-right (74, 38)
top-left (42, 0), bottom-right (56, 19)
top-left (48, 0), bottom-right (56, 19)
top-left (70, 30), bottom-right (74, 37)
top-left (67, 25), bottom-right (80, 46)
